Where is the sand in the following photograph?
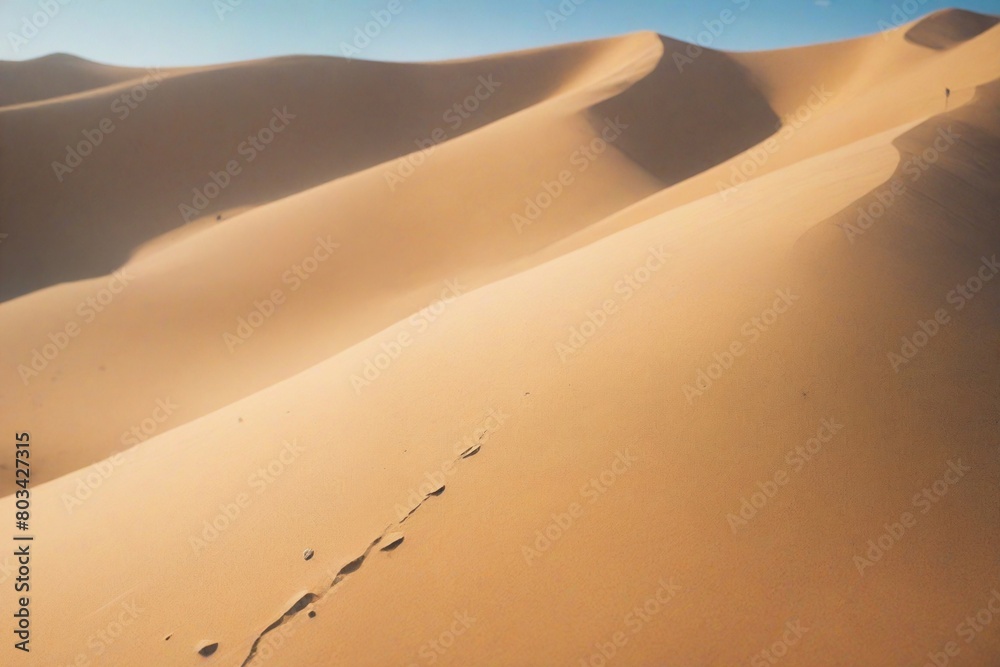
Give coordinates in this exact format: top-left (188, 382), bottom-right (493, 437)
top-left (0, 8), bottom-right (998, 666)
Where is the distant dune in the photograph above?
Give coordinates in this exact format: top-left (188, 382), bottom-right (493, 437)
top-left (904, 7), bottom-right (999, 49)
top-left (0, 8), bottom-right (998, 666)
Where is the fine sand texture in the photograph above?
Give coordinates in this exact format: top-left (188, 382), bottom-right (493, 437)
top-left (0, 8), bottom-right (998, 666)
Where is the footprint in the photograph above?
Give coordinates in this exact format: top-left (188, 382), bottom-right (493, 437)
top-left (380, 533), bottom-right (405, 551)
top-left (337, 553), bottom-right (366, 577)
top-left (239, 594), bottom-right (316, 666)
top-left (284, 593), bottom-right (315, 615)
top-left (197, 641), bottom-right (219, 657)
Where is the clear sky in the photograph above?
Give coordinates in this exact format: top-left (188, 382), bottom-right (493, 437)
top-left (1, 0), bottom-right (998, 66)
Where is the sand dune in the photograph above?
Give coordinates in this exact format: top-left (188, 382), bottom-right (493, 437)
top-left (905, 8), bottom-right (999, 49)
top-left (0, 53), bottom-right (150, 107)
top-left (0, 8), bottom-right (998, 666)
top-left (0, 35), bottom-right (650, 301)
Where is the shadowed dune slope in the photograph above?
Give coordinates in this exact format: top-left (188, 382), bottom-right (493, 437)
top-left (589, 35), bottom-right (779, 185)
top-left (0, 34), bottom-right (650, 300)
top-left (0, 30), bottom-right (791, 492)
top-left (904, 8), bottom-right (999, 49)
top-left (510, 16), bottom-right (1000, 271)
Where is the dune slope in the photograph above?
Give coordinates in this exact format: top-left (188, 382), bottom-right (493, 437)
top-left (0, 8), bottom-right (998, 667)
top-left (0, 30), bottom-right (781, 492)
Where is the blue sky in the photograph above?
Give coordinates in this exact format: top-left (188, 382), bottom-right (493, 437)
top-left (1, 0), bottom-right (998, 65)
